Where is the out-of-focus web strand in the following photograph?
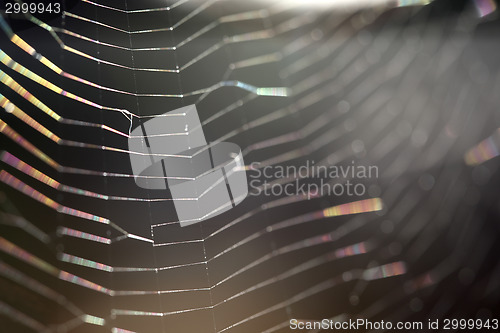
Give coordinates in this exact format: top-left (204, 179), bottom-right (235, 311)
top-left (0, 151), bottom-right (194, 202)
top-left (202, 7), bottom-right (394, 118)
top-left (190, 10), bottom-right (408, 183)
top-left (285, 9), bottom-right (400, 90)
top-left (0, 22), bottom-right (390, 184)
top-left (2, 2), bottom-right (287, 135)
top-left (203, 10), bottom-right (399, 151)
top-left (0, 238), bottom-right (110, 319)
top-left (211, 233), bottom-right (370, 289)
top-left (0, 47), bottom-right (133, 120)
top-left (0, 66), bottom-right (282, 143)
top-left (112, 328), bottom-right (137, 333)
top-left (247, 4), bottom-right (451, 189)
top-left (107, 258), bottom-right (404, 321)
top-left (0, 95), bottom-right (212, 161)
top-left (104, 254), bottom-right (405, 319)
top-left (0, 43), bottom-right (287, 123)
top-left (0, 69), bottom-right (355, 169)
top-left (0, 69), bottom-right (60, 121)
top-left (0, 170), bottom-right (109, 224)
top-left (56, 225), bottom-right (155, 246)
top-left (63, 0), bottom-right (299, 44)
top-left (0, 236), bottom-right (211, 297)
top-left (355, 161), bottom-right (487, 321)
top-left (206, 198), bottom-right (382, 263)
top-left (242, 85), bottom-right (388, 161)
top-left (464, 128), bottom-right (500, 165)
top-left (364, 18), bottom-right (473, 192)
top-left (0, 69), bottom-right (218, 143)
top-left (0, 153), bottom-right (257, 245)
top-left (0, 170), bottom-right (157, 243)
top-left (82, 0), bottom-right (189, 14)
top-left (0, 118), bottom-right (60, 169)
top-left (280, 15), bottom-right (379, 78)
top-left (247, 62), bottom-right (415, 187)
top-left (0, 300), bottom-right (46, 331)
top-left (67, 314), bottom-right (107, 331)
top-left (212, 244), bottom-right (369, 307)
top-left (0, 69), bottom-right (133, 137)
top-left (0, 12), bottom-right (289, 100)
top-left (57, 6), bottom-right (272, 50)
top-left (354, 196), bottom-right (470, 322)
top-left (1, 10), bottom-right (330, 156)
top-left (0, 6), bottom-right (378, 150)
top-left (155, 198), bottom-right (382, 264)
top-left (80, 0), bottom-right (420, 15)
top-left (0, 119), bottom-right (212, 180)
top-left (58, 226), bottom-right (111, 245)
top-left (0, 135), bottom-right (383, 249)
top-left (57, 244), bottom-right (206, 271)
top-left (0, 260), bottom-right (90, 323)
top-left (0, 22), bottom-right (289, 153)
top-left (216, 262), bottom-right (406, 333)
top-left (66, 0), bottom-right (216, 34)
top-left (81, 0), bottom-right (188, 13)
top-left (0, 0), bottom-right (418, 157)
top-left (60, 233), bottom-right (370, 280)
top-left (0, 211), bottom-right (50, 243)
top-left (178, 14), bottom-right (317, 71)
top-left (0, 172), bottom-right (381, 287)
top-left (196, 13), bottom-right (337, 98)
top-left (0, 261), bottom-right (108, 332)
top-left (201, 10), bottom-right (378, 121)
top-left (0, 150), bottom-right (251, 220)
top-left (0, 144), bottom-right (245, 203)
top-left (0, 236), bottom-right (59, 275)
top-left (0, 67), bottom-right (211, 140)
top-left (345, 32), bottom-right (475, 315)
